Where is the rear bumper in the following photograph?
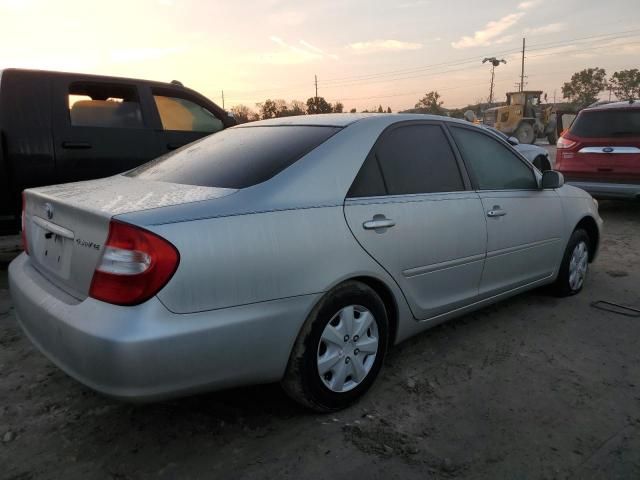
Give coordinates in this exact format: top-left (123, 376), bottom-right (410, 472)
top-left (565, 181), bottom-right (640, 200)
top-left (8, 253), bottom-right (318, 401)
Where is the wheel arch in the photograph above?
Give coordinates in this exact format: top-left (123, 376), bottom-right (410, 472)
top-left (575, 215), bottom-right (599, 261)
top-left (350, 275), bottom-right (399, 346)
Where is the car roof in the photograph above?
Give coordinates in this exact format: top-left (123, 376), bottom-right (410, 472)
top-left (236, 113), bottom-right (472, 129)
top-left (0, 67), bottom-right (196, 92)
top-left (582, 100), bottom-right (639, 112)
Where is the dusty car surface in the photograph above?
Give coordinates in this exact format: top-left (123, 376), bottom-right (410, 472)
top-left (556, 101), bottom-right (640, 200)
top-left (9, 113), bottom-right (602, 411)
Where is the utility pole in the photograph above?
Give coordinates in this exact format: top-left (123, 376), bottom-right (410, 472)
top-left (221, 90), bottom-right (225, 109)
top-left (520, 38), bottom-right (526, 92)
top-left (314, 75), bottom-right (318, 99)
top-left (483, 57), bottom-right (506, 105)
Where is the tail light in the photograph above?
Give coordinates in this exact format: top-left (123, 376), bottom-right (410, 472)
top-left (21, 192), bottom-right (29, 255)
top-left (89, 220), bottom-right (179, 306)
top-left (557, 136), bottom-right (577, 149)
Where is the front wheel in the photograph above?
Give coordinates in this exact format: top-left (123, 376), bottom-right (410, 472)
top-left (550, 229), bottom-right (590, 297)
top-left (515, 122), bottom-right (535, 144)
top-left (282, 281), bottom-right (389, 412)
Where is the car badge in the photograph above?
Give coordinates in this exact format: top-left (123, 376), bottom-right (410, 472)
top-left (603, 147), bottom-right (614, 153)
top-left (44, 202), bottom-right (54, 219)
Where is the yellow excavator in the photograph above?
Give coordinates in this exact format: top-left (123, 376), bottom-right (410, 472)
top-left (483, 91), bottom-right (557, 145)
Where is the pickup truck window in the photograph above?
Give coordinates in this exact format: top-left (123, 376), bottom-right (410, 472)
top-left (68, 82), bottom-right (143, 129)
top-left (153, 94), bottom-right (224, 133)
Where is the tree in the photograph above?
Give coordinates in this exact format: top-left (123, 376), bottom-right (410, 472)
top-left (289, 100), bottom-right (307, 116)
top-left (333, 102), bottom-right (344, 113)
top-left (386, 107), bottom-right (392, 113)
top-left (306, 96), bottom-right (333, 114)
top-left (414, 91), bottom-right (444, 114)
top-left (609, 69), bottom-right (640, 101)
top-left (257, 99), bottom-right (279, 119)
top-left (561, 68), bottom-right (607, 107)
top-left (230, 104), bottom-right (256, 124)
top-left (349, 108), bottom-right (357, 113)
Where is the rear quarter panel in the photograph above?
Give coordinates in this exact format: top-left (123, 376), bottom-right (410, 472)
top-left (149, 206), bottom-right (406, 316)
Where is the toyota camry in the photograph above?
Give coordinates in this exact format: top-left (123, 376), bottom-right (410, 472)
top-left (9, 114), bottom-right (602, 411)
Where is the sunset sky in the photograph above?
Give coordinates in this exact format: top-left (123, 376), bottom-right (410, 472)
top-left (1, 0), bottom-right (639, 112)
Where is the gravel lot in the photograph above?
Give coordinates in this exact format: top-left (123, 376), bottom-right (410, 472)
top-left (1, 194), bottom-right (639, 479)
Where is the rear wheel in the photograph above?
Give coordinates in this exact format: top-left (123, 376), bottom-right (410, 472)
top-left (282, 281), bottom-right (389, 412)
top-left (515, 122), bottom-right (535, 144)
top-left (550, 229), bottom-right (590, 297)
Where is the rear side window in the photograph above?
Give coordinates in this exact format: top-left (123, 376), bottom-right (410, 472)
top-left (68, 82), bottom-right (143, 129)
top-left (450, 126), bottom-right (537, 190)
top-left (153, 94), bottom-right (224, 133)
top-left (570, 109), bottom-right (640, 138)
top-left (348, 124), bottom-right (464, 197)
top-left (126, 126), bottom-right (340, 188)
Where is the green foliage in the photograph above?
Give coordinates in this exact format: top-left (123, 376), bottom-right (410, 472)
top-left (561, 68), bottom-right (607, 108)
top-left (609, 69), bottom-right (640, 101)
top-left (414, 91), bottom-right (444, 114)
top-left (306, 96), bottom-right (334, 114)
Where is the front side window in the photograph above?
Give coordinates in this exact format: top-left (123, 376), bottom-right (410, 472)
top-left (450, 126), bottom-right (538, 190)
top-left (153, 94), bottom-right (224, 133)
top-left (349, 123), bottom-right (464, 197)
top-left (68, 82), bottom-right (143, 129)
top-left (126, 125), bottom-right (340, 189)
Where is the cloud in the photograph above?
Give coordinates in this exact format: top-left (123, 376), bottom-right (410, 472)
top-left (451, 12), bottom-right (524, 49)
top-left (518, 0), bottom-right (542, 9)
top-left (347, 39), bottom-right (423, 54)
top-left (525, 22), bottom-right (566, 34)
top-left (251, 36), bottom-right (337, 65)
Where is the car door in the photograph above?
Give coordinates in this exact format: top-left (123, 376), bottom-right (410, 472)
top-left (448, 125), bottom-right (564, 297)
top-left (149, 87), bottom-right (226, 154)
top-left (344, 121), bottom-right (487, 320)
top-left (52, 75), bottom-right (161, 183)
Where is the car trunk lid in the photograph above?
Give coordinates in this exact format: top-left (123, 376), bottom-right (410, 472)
top-left (23, 175), bottom-right (234, 300)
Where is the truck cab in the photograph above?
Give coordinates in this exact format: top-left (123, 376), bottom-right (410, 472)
top-left (0, 68), bottom-right (235, 232)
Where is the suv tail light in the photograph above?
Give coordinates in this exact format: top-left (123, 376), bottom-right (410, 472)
top-left (89, 220), bottom-right (179, 306)
top-left (557, 136), bottom-right (577, 149)
top-left (21, 192), bottom-right (29, 255)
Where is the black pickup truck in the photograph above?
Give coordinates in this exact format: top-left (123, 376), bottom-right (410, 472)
top-left (0, 68), bottom-right (235, 232)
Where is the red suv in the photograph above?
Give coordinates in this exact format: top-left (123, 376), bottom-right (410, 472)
top-left (556, 101), bottom-right (640, 199)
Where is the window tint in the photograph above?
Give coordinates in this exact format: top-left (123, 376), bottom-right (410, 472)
top-left (154, 94), bottom-right (224, 133)
top-left (126, 126), bottom-right (340, 189)
top-left (68, 83), bottom-right (143, 128)
top-left (570, 109), bottom-right (640, 138)
top-left (374, 124), bottom-right (464, 195)
top-left (347, 153), bottom-right (386, 197)
top-left (450, 126), bottom-right (537, 190)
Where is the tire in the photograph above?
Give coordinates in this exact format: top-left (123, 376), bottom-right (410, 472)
top-left (282, 281), bottom-right (389, 412)
top-left (550, 229), bottom-right (590, 297)
top-left (515, 122), bottom-right (535, 144)
top-left (533, 155), bottom-right (551, 171)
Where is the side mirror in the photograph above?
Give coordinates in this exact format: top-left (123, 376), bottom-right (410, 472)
top-left (507, 136), bottom-right (520, 146)
top-left (542, 170), bottom-right (564, 189)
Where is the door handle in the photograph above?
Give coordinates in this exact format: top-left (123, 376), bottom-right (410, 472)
top-left (363, 216), bottom-right (396, 231)
top-left (487, 206), bottom-right (507, 217)
top-left (62, 141), bottom-right (92, 149)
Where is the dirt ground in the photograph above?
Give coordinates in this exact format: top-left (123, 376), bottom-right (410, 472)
top-left (1, 198), bottom-right (639, 480)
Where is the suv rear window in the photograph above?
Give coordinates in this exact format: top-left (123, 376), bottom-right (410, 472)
top-left (126, 125), bottom-right (340, 188)
top-left (570, 109), bottom-right (640, 138)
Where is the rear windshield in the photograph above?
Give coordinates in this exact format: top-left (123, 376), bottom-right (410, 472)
top-left (126, 125), bottom-right (341, 188)
top-left (570, 109), bottom-right (640, 138)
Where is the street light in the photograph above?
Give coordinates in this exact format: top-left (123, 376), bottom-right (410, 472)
top-left (482, 57), bottom-right (506, 105)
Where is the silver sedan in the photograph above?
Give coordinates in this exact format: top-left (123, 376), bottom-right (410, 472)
top-left (9, 114), bottom-right (602, 411)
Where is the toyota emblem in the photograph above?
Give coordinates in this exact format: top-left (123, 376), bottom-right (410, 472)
top-left (44, 202), bottom-right (54, 219)
top-left (603, 147), bottom-right (614, 153)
